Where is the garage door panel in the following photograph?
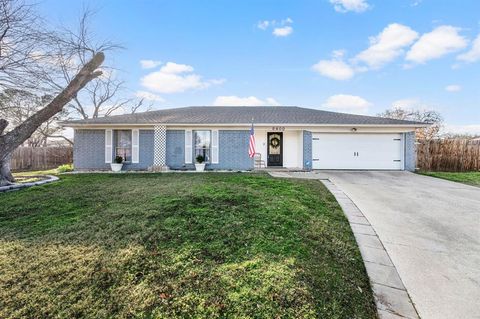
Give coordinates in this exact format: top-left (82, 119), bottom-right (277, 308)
top-left (312, 133), bottom-right (404, 170)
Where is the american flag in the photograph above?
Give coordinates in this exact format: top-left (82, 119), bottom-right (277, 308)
top-left (248, 123), bottom-right (256, 158)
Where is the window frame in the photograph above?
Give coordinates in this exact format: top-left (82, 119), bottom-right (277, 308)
top-left (193, 130), bottom-right (212, 163)
top-left (115, 130), bottom-right (133, 163)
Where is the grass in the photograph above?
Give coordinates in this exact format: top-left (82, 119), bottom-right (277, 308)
top-left (11, 169), bottom-right (58, 184)
top-left (12, 168), bottom-right (58, 177)
top-left (420, 171), bottom-right (480, 187)
top-left (0, 173), bottom-right (376, 318)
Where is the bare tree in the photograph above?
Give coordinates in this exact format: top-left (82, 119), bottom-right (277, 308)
top-left (0, 0), bottom-right (105, 185)
top-left (0, 0), bottom-right (47, 89)
top-left (48, 11), bottom-right (151, 120)
top-left (67, 70), bottom-right (151, 119)
top-left (377, 107), bottom-right (443, 140)
top-left (0, 88), bottom-right (70, 146)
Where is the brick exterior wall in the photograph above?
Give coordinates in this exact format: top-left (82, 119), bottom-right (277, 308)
top-left (303, 130), bottom-right (312, 170)
top-left (211, 130), bottom-right (253, 170)
top-left (166, 130), bottom-right (185, 169)
top-left (73, 129), bottom-right (154, 170)
top-left (405, 131), bottom-right (416, 172)
top-left (74, 129), bottom-right (110, 170)
top-left (166, 130), bottom-right (253, 170)
top-left (122, 130), bottom-right (154, 170)
top-left (74, 128), bottom-right (414, 171)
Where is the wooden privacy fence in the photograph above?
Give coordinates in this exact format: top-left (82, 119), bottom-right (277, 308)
top-left (417, 139), bottom-right (480, 172)
top-left (10, 147), bottom-right (73, 171)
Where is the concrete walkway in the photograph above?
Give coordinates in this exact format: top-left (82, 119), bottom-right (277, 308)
top-left (269, 170), bottom-right (480, 319)
top-left (322, 179), bottom-right (419, 319)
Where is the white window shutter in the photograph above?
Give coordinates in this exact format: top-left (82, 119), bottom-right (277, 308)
top-left (132, 129), bottom-right (140, 163)
top-left (185, 130), bottom-right (192, 163)
top-left (211, 130), bottom-right (219, 164)
top-left (105, 129), bottom-right (113, 163)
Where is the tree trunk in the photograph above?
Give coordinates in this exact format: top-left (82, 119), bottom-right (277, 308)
top-left (0, 52), bottom-right (105, 186)
top-left (0, 154), bottom-right (14, 186)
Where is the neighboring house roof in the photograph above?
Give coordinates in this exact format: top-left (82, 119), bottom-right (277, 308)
top-left (62, 106), bottom-right (426, 126)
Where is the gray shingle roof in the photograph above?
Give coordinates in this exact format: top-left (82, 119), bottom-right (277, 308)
top-left (62, 106), bottom-right (425, 126)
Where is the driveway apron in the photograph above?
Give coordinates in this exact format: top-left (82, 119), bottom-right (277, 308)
top-left (325, 171), bottom-right (480, 319)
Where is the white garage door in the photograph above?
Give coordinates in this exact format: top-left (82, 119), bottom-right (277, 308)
top-left (312, 133), bottom-right (404, 170)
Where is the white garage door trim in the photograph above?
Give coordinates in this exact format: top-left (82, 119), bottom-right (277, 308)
top-left (312, 133), bottom-right (405, 170)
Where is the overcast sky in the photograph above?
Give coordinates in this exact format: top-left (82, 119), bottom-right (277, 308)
top-left (40, 0), bottom-right (480, 134)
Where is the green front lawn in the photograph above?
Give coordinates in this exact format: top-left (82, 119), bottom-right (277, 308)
top-left (0, 173), bottom-right (376, 318)
top-left (12, 169), bottom-right (58, 183)
top-left (420, 171), bottom-right (480, 187)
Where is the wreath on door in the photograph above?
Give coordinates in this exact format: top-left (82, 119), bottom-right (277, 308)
top-left (270, 137), bottom-right (280, 149)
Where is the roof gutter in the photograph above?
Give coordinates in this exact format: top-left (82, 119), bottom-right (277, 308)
top-left (61, 122), bottom-right (429, 128)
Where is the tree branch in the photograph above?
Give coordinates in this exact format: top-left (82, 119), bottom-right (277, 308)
top-left (1, 51), bottom-right (104, 158)
top-left (46, 134), bottom-right (73, 145)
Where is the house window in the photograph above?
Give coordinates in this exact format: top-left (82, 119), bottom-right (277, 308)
top-left (115, 130), bottom-right (132, 162)
top-left (194, 130), bottom-right (211, 163)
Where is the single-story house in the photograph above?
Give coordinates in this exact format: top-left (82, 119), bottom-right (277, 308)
top-left (62, 106), bottom-right (426, 171)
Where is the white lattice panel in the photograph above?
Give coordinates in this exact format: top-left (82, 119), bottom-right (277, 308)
top-left (153, 125), bottom-right (167, 166)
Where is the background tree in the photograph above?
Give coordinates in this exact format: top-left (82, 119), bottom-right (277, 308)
top-left (49, 11), bottom-right (150, 120)
top-left (67, 70), bottom-right (151, 119)
top-left (0, 0), bottom-right (106, 185)
top-left (378, 107), bottom-right (443, 140)
top-left (0, 89), bottom-right (70, 146)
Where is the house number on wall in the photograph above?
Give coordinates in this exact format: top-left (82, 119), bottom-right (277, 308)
top-left (271, 126), bottom-right (285, 131)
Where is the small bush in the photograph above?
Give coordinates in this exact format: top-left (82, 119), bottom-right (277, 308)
top-left (114, 156), bottom-right (123, 164)
top-left (195, 155), bottom-right (205, 163)
top-left (57, 164), bottom-right (74, 173)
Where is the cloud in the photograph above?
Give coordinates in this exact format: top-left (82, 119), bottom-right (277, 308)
top-left (406, 25), bottom-right (468, 64)
top-left (159, 62), bottom-right (194, 74)
top-left (322, 94), bottom-right (372, 114)
top-left (354, 23), bottom-right (419, 69)
top-left (445, 84), bottom-right (461, 92)
top-left (313, 24), bottom-right (418, 80)
top-left (257, 20), bottom-right (270, 30)
top-left (391, 98), bottom-right (418, 109)
top-left (140, 60), bottom-right (162, 69)
top-left (443, 124), bottom-right (480, 135)
top-left (330, 0), bottom-right (370, 13)
top-left (135, 91), bottom-right (165, 102)
top-left (141, 62), bottom-right (225, 94)
top-left (213, 96), bottom-right (280, 106)
top-left (313, 24), bottom-right (470, 79)
top-left (391, 98), bottom-right (437, 111)
top-left (273, 26), bottom-right (293, 37)
top-left (312, 54), bottom-right (355, 80)
top-left (257, 17), bottom-right (293, 37)
top-left (457, 33), bottom-right (480, 63)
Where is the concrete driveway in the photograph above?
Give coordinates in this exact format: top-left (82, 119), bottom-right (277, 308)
top-left (325, 171), bottom-right (480, 319)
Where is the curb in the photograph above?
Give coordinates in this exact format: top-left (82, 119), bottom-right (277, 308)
top-left (321, 179), bottom-right (420, 319)
top-left (0, 175), bottom-right (59, 193)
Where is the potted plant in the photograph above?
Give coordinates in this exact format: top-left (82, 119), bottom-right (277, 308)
top-left (195, 155), bottom-right (206, 172)
top-left (111, 156), bottom-right (123, 172)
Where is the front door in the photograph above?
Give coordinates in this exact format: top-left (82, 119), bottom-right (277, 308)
top-left (267, 132), bottom-right (283, 167)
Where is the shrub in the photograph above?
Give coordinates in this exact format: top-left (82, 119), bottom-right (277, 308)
top-left (195, 155), bottom-right (205, 164)
top-left (57, 164), bottom-right (74, 173)
top-left (114, 156), bottom-right (123, 164)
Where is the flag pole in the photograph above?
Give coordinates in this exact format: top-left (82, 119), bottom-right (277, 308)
top-left (248, 117), bottom-right (256, 159)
